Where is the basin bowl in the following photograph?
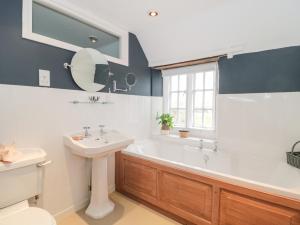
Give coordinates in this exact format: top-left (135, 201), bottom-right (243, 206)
top-left (64, 129), bottom-right (134, 158)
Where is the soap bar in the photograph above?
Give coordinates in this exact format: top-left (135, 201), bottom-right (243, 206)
top-left (0, 144), bottom-right (5, 161)
top-left (72, 135), bottom-right (83, 141)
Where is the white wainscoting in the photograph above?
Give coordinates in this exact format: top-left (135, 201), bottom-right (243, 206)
top-left (0, 84), bottom-right (153, 217)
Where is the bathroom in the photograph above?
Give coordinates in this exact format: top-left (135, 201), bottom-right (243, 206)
top-left (1, 0), bottom-right (300, 224)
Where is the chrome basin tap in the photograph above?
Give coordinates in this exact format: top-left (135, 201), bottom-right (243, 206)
top-left (99, 125), bottom-right (106, 136)
top-left (83, 126), bottom-right (91, 138)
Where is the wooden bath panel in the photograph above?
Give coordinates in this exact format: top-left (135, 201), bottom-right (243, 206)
top-left (158, 171), bottom-right (213, 224)
top-left (115, 152), bottom-right (300, 225)
top-left (122, 159), bottom-right (157, 200)
top-left (219, 191), bottom-right (300, 225)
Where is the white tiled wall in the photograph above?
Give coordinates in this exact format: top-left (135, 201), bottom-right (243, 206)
top-left (151, 91), bottom-right (300, 161)
top-left (0, 84), bottom-right (152, 217)
top-left (217, 92), bottom-right (300, 159)
top-left (151, 97), bottom-right (163, 135)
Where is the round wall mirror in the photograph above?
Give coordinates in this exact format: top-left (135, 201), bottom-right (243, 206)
top-left (125, 73), bottom-right (137, 90)
top-left (70, 48), bottom-right (110, 92)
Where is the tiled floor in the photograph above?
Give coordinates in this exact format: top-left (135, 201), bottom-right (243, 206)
top-left (58, 192), bottom-right (181, 225)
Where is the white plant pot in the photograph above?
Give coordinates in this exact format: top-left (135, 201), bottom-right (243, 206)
top-left (160, 129), bottom-right (170, 135)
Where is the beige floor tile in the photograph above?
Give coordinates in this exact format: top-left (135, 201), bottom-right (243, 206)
top-left (58, 192), bottom-right (181, 225)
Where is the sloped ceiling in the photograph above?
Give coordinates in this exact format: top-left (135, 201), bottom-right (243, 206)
top-left (55, 0), bottom-right (300, 66)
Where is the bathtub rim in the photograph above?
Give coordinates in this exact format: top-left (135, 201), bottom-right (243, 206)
top-left (122, 149), bottom-right (300, 202)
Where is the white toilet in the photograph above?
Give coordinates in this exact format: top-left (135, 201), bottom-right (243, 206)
top-left (0, 148), bottom-right (56, 225)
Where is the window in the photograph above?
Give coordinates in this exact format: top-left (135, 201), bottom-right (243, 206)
top-left (22, 0), bottom-right (129, 65)
top-left (163, 63), bottom-right (217, 136)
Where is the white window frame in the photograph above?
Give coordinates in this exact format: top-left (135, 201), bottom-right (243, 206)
top-left (22, 0), bottom-right (129, 66)
top-left (163, 63), bottom-right (218, 139)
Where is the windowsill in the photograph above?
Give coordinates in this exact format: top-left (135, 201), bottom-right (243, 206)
top-left (172, 126), bottom-right (215, 132)
top-left (171, 127), bottom-right (216, 140)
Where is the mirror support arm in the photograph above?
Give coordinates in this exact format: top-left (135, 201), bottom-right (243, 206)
top-left (63, 63), bottom-right (72, 69)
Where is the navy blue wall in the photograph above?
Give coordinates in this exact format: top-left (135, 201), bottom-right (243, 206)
top-left (0, 0), bottom-right (162, 96)
top-left (219, 46), bottom-right (300, 94)
top-left (3, 1), bottom-right (299, 96)
top-left (150, 69), bottom-right (163, 96)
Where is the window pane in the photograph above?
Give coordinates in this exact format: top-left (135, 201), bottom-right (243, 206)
top-left (203, 110), bottom-right (213, 128)
top-left (179, 75), bottom-right (187, 91)
top-left (194, 91), bottom-right (203, 109)
top-left (177, 110), bottom-right (186, 126)
top-left (178, 92), bottom-right (186, 108)
top-left (193, 110), bottom-right (203, 128)
top-left (195, 72), bottom-right (204, 90)
top-left (170, 93), bottom-right (178, 108)
top-left (205, 71), bottom-right (214, 89)
top-left (204, 91), bottom-right (213, 109)
top-left (32, 2), bottom-right (120, 58)
top-left (171, 76), bottom-right (178, 91)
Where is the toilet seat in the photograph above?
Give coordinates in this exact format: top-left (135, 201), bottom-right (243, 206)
top-left (0, 207), bottom-right (56, 225)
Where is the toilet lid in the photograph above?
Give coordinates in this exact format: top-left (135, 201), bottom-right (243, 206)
top-left (0, 207), bottom-right (56, 225)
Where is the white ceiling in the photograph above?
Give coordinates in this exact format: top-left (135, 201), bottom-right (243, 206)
top-left (56, 0), bottom-right (300, 66)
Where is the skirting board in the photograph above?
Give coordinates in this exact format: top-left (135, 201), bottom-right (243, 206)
top-left (54, 184), bottom-right (116, 222)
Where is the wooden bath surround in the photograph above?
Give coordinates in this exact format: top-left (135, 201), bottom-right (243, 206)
top-left (115, 152), bottom-right (300, 225)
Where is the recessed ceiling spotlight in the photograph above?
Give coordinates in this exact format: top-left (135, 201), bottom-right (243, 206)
top-left (89, 36), bottom-right (98, 43)
top-left (148, 11), bottom-right (159, 17)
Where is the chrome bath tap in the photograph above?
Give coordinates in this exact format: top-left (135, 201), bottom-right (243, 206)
top-left (199, 139), bottom-right (204, 150)
top-left (198, 139), bottom-right (218, 152)
top-left (212, 141), bottom-right (218, 152)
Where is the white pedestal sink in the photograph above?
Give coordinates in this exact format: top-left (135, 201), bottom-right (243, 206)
top-left (64, 129), bottom-right (134, 219)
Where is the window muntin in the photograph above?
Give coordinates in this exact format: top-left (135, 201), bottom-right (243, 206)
top-left (163, 64), bottom-right (217, 132)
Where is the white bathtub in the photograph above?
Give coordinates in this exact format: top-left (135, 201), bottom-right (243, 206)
top-left (123, 137), bottom-right (300, 201)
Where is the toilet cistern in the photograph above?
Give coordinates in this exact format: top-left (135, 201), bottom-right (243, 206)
top-left (0, 148), bottom-right (55, 225)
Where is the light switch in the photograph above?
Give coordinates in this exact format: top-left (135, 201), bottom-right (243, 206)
top-left (39, 69), bottom-right (50, 87)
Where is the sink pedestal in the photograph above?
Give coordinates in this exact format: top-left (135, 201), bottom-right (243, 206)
top-left (85, 157), bottom-right (114, 219)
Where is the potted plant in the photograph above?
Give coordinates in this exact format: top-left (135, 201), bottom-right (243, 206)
top-left (157, 113), bottom-right (174, 135)
top-left (178, 130), bottom-right (190, 138)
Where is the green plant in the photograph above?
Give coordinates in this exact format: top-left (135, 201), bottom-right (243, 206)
top-left (156, 113), bottom-right (174, 129)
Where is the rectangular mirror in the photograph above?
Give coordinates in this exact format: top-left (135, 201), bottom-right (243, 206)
top-left (32, 2), bottom-right (120, 58)
top-left (22, 0), bottom-right (129, 65)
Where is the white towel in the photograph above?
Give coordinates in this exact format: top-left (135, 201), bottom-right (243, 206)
top-left (0, 144), bottom-right (22, 163)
